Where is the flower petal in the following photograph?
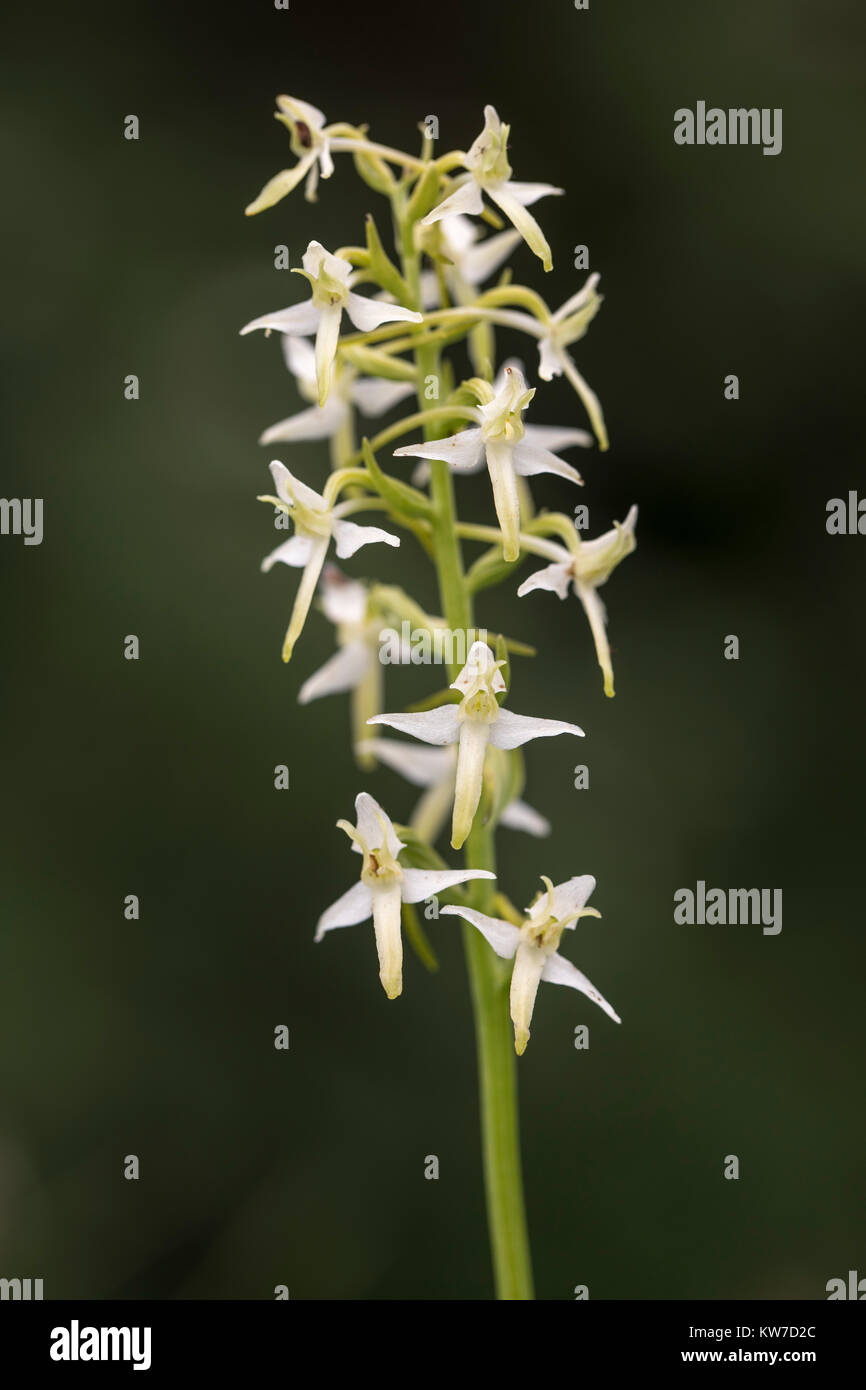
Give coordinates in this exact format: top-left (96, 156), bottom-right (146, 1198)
top-left (394, 427), bottom-right (484, 472)
top-left (421, 178), bottom-right (485, 225)
top-left (314, 302), bottom-right (343, 406)
top-left (547, 874), bottom-right (596, 923)
top-left (320, 571), bottom-right (368, 626)
top-left (315, 880), bottom-right (373, 939)
top-left (401, 868), bottom-right (495, 905)
top-left (541, 951), bottom-right (621, 1023)
top-left (260, 398), bottom-right (346, 444)
top-left (511, 439), bottom-right (583, 485)
top-left (298, 641), bottom-right (370, 705)
top-left (485, 438), bottom-right (522, 561)
top-left (452, 720), bottom-right (490, 850)
top-left (367, 705), bottom-right (460, 747)
top-left (281, 535), bottom-right (331, 662)
top-left (331, 518), bottom-right (400, 558)
top-left (371, 881), bottom-right (404, 998)
top-left (522, 423), bottom-right (593, 452)
top-left (354, 791), bottom-right (405, 858)
top-left (501, 180), bottom-right (564, 207)
top-left (261, 534), bottom-right (315, 572)
top-left (244, 155), bottom-right (317, 216)
top-left (488, 707), bottom-right (584, 749)
top-left (268, 460), bottom-right (328, 512)
top-left (576, 580), bottom-right (615, 698)
top-left (516, 559), bottom-right (573, 601)
top-left (439, 905), bottom-right (520, 959)
top-left (459, 228), bottom-right (522, 285)
top-left (500, 797), bottom-right (551, 837)
top-left (345, 292), bottom-right (423, 332)
top-left (487, 185), bottom-right (554, 272)
top-left (510, 940), bottom-right (547, 1054)
top-left (356, 738), bottom-right (454, 788)
top-left (349, 377), bottom-right (416, 416)
top-left (240, 301), bottom-right (321, 336)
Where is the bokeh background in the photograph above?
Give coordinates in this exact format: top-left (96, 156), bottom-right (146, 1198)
top-left (1, 0), bottom-right (864, 1299)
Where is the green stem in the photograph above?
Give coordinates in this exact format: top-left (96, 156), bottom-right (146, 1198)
top-left (396, 192), bottom-right (534, 1299)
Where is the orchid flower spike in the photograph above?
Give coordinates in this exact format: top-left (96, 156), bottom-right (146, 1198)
top-left (316, 792), bottom-right (495, 998)
top-left (394, 365), bottom-right (587, 562)
top-left (240, 241), bottom-right (422, 407)
top-left (259, 461), bottom-right (399, 662)
top-left (368, 641), bottom-right (583, 850)
top-left (537, 274), bottom-right (608, 450)
top-left (260, 337), bottom-right (415, 448)
top-left (245, 96), bottom-right (336, 211)
top-left (518, 506), bottom-right (638, 697)
top-left (421, 105), bottom-right (563, 272)
top-left (355, 737), bottom-right (551, 844)
top-left (442, 874), bottom-right (620, 1054)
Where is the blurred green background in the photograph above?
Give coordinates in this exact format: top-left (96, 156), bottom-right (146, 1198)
top-left (1, 0), bottom-right (864, 1299)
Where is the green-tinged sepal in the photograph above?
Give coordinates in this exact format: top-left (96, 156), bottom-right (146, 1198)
top-left (339, 345), bottom-right (417, 382)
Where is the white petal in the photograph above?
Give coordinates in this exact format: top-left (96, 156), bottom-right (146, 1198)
top-left (576, 581), bottom-right (615, 697)
top-left (510, 940), bottom-right (547, 1054)
top-left (552, 275), bottom-right (601, 323)
top-left (500, 798), bottom-right (551, 837)
top-left (421, 178), bottom-right (485, 225)
top-left (320, 573), bottom-right (368, 625)
top-left (516, 559), bottom-right (573, 600)
top-left (371, 882), bottom-right (404, 999)
top-left (349, 378), bottom-right (416, 417)
top-left (260, 398), bottom-right (346, 444)
top-left (244, 155), bottom-right (317, 216)
top-left (488, 708), bottom-right (584, 750)
top-left (315, 880), bottom-right (373, 939)
top-left (452, 720), bottom-right (490, 849)
top-left (314, 303), bottom-right (343, 405)
top-left (354, 791), bottom-right (405, 859)
top-left (356, 738), bottom-right (454, 788)
top-left (487, 185), bottom-right (554, 272)
top-left (537, 335), bottom-right (563, 381)
top-left (261, 534), bottom-right (314, 572)
top-left (485, 438), bottom-right (521, 560)
top-left (548, 874), bottom-right (597, 922)
top-left (367, 706), bottom-right (460, 747)
top-left (459, 228), bottom-right (522, 285)
top-left (281, 535), bottom-right (330, 662)
top-left (394, 427), bottom-right (484, 473)
top-left (281, 334), bottom-right (318, 389)
top-left (512, 439), bottom-right (583, 485)
top-left (401, 868), bottom-right (495, 905)
top-left (451, 640), bottom-right (504, 694)
top-left (275, 95), bottom-right (327, 132)
top-left (541, 952), bottom-right (621, 1023)
top-left (439, 905), bottom-right (520, 959)
top-left (268, 460), bottom-right (328, 512)
top-left (345, 292), bottom-right (423, 332)
top-left (298, 641), bottom-right (370, 704)
top-left (501, 180), bottom-right (564, 207)
top-left (240, 301), bottom-right (320, 336)
top-left (522, 423), bottom-right (593, 452)
top-left (331, 517), bottom-right (400, 558)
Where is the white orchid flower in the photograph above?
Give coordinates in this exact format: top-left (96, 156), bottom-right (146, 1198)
top-left (536, 273), bottom-right (608, 450)
top-left (416, 214), bottom-right (522, 309)
top-left (259, 461), bottom-right (399, 662)
top-left (260, 337), bottom-right (415, 448)
top-left (421, 106), bottom-right (562, 272)
top-left (356, 737), bottom-right (551, 844)
top-left (240, 241), bottom-right (422, 407)
top-left (298, 567), bottom-right (405, 770)
top-left (368, 642), bottom-right (583, 851)
top-left (518, 506), bottom-right (638, 698)
top-left (245, 96), bottom-right (336, 211)
top-left (393, 364), bottom-right (587, 562)
top-left (315, 792), bottom-right (495, 999)
top-left (441, 874), bottom-right (620, 1054)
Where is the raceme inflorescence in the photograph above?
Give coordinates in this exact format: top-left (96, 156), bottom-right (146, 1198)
top-left (240, 95), bottom-right (637, 1300)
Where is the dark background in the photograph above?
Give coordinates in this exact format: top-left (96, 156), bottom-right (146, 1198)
top-left (1, 0), bottom-right (864, 1299)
